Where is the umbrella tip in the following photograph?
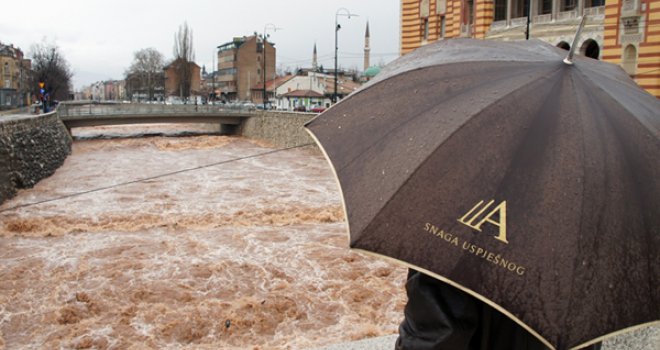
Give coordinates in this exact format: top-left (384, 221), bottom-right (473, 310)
top-left (564, 16), bottom-right (587, 65)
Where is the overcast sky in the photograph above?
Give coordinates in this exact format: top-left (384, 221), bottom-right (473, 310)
top-left (2, 0), bottom-right (400, 90)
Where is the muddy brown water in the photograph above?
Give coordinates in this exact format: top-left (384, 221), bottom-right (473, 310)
top-left (0, 125), bottom-right (407, 349)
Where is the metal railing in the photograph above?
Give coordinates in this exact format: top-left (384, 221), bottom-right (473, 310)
top-left (488, 5), bottom-right (605, 31)
top-left (58, 102), bottom-right (259, 117)
top-left (511, 17), bottom-right (529, 27)
top-left (583, 6), bottom-right (605, 18)
top-left (556, 9), bottom-right (579, 21)
top-left (533, 14), bottom-right (553, 24)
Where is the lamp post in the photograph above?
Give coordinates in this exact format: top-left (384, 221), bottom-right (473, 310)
top-left (261, 23), bottom-right (280, 110)
top-left (211, 51), bottom-right (216, 103)
top-left (334, 8), bottom-right (358, 104)
top-left (525, 0), bottom-right (531, 40)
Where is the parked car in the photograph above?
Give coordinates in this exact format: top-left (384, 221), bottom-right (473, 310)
top-left (256, 102), bottom-right (273, 110)
top-left (240, 102), bottom-right (256, 111)
top-left (310, 105), bottom-right (326, 113)
top-left (294, 105), bottom-right (306, 112)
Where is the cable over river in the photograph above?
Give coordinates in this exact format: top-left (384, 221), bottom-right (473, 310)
top-left (0, 124), bottom-right (407, 349)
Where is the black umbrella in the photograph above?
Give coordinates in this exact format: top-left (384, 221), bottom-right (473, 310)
top-left (305, 38), bottom-right (659, 349)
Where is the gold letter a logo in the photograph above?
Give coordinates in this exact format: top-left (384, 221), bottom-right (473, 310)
top-left (458, 200), bottom-right (508, 244)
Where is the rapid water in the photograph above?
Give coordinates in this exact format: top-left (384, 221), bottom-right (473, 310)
top-left (0, 124), bottom-right (407, 349)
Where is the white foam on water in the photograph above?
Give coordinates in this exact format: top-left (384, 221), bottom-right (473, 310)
top-left (0, 125), bottom-right (407, 349)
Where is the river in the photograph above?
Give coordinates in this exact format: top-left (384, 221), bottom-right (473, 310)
top-left (1, 124), bottom-right (656, 350)
top-left (0, 124), bottom-right (407, 349)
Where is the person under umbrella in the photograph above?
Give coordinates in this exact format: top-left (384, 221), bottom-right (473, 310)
top-left (396, 269), bottom-right (602, 350)
top-left (305, 29), bottom-right (659, 350)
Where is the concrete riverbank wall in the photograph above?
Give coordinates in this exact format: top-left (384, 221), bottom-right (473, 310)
top-left (0, 112), bottom-right (72, 204)
top-left (241, 111), bottom-right (318, 148)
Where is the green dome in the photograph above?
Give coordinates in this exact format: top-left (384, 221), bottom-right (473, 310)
top-left (363, 66), bottom-right (381, 78)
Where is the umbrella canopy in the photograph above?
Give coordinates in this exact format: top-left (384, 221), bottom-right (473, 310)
top-left (305, 38), bottom-right (659, 350)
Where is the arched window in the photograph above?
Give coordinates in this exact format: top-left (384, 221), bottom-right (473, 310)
top-left (557, 41), bottom-right (570, 50)
top-left (580, 39), bottom-right (600, 59)
top-left (622, 45), bottom-right (637, 76)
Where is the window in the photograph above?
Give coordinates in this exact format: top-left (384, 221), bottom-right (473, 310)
top-left (540, 0), bottom-right (553, 14)
top-left (436, 0), bottom-right (446, 14)
top-left (421, 0), bottom-right (430, 17)
top-left (562, 0), bottom-right (577, 11)
top-left (622, 45), bottom-right (637, 76)
top-left (421, 0), bottom-right (430, 42)
top-left (580, 39), bottom-right (600, 60)
top-left (557, 41), bottom-right (571, 50)
top-left (494, 0), bottom-right (506, 21)
top-left (465, 0), bottom-right (475, 24)
top-left (218, 68), bottom-right (237, 76)
top-left (512, 0), bottom-right (529, 18)
top-left (440, 16), bottom-right (446, 38)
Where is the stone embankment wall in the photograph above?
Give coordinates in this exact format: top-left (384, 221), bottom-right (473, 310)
top-left (0, 110), bottom-right (316, 204)
top-left (0, 112), bottom-right (72, 204)
top-left (241, 111), bottom-right (319, 148)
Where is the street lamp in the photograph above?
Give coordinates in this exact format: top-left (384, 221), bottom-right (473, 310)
top-left (211, 50), bottom-right (216, 103)
top-left (261, 23), bottom-right (281, 110)
top-left (334, 8), bottom-right (358, 104)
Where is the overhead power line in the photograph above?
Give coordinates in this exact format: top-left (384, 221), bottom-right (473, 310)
top-left (0, 143), bottom-right (315, 214)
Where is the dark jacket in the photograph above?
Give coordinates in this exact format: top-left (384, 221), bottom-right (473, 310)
top-left (395, 270), bottom-right (601, 350)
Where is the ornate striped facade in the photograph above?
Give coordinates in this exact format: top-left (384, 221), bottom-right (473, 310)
top-left (401, 0), bottom-right (660, 97)
top-left (602, 0), bottom-right (660, 96)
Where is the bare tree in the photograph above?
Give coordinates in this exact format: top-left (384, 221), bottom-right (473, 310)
top-left (125, 48), bottom-right (164, 101)
top-left (29, 39), bottom-right (73, 102)
top-left (172, 22), bottom-right (195, 99)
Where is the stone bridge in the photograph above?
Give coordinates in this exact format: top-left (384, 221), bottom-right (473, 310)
top-left (57, 102), bottom-right (257, 134)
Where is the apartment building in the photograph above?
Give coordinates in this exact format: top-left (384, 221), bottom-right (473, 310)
top-left (216, 35), bottom-right (276, 102)
top-left (0, 42), bottom-right (31, 109)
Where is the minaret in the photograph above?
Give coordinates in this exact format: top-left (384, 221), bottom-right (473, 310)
top-left (364, 21), bottom-right (371, 72)
top-left (312, 43), bottom-right (318, 72)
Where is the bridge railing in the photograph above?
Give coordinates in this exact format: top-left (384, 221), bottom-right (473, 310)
top-left (57, 102), bottom-right (258, 117)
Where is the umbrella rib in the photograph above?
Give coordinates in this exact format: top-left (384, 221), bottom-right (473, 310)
top-left (574, 63), bottom-right (660, 134)
top-left (561, 70), bottom-right (589, 347)
top-left (562, 68), bottom-right (659, 348)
